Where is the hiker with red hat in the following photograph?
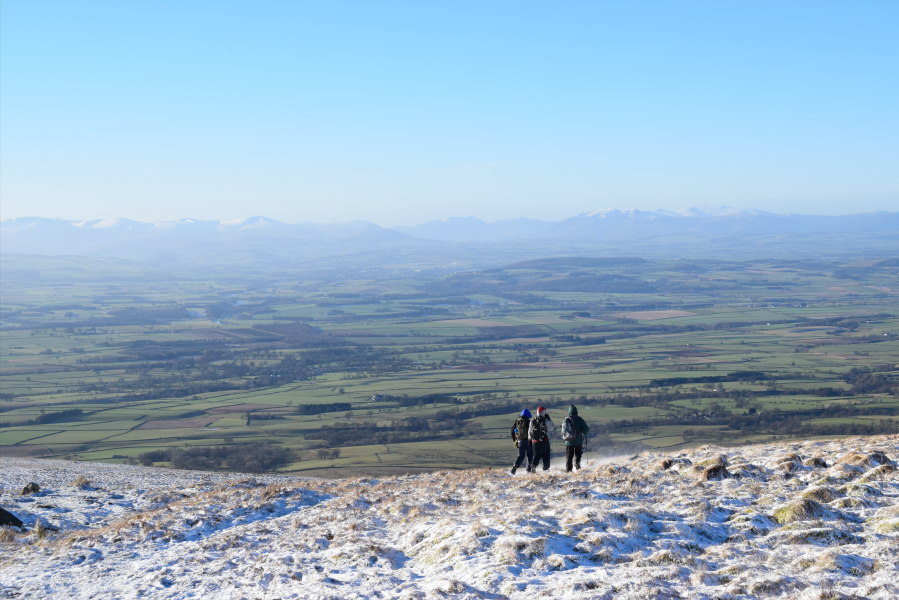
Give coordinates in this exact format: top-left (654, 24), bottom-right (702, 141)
top-left (528, 406), bottom-right (556, 471)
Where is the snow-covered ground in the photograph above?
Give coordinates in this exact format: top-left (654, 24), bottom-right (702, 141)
top-left (1, 435), bottom-right (897, 599)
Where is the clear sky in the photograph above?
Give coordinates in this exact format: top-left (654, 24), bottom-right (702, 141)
top-left (2, 1), bottom-right (897, 226)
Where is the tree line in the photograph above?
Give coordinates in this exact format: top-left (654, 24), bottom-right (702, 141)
top-left (138, 443), bottom-right (291, 472)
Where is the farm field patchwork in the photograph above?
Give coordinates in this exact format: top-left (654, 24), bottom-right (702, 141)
top-left (1, 255), bottom-right (898, 476)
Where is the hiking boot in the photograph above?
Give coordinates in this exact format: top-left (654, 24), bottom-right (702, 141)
top-left (511, 466), bottom-right (517, 475)
top-left (575, 464), bottom-right (581, 470)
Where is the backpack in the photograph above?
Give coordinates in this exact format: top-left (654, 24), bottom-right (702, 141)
top-left (561, 416), bottom-right (577, 442)
top-left (513, 417), bottom-right (530, 442)
top-left (529, 416), bottom-right (548, 440)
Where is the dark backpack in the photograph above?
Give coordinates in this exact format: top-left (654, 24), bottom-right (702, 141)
top-left (562, 416), bottom-right (577, 442)
top-left (529, 416), bottom-right (548, 440)
top-left (514, 417), bottom-right (530, 442)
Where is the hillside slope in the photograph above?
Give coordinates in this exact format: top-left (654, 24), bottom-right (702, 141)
top-left (1, 436), bottom-right (898, 599)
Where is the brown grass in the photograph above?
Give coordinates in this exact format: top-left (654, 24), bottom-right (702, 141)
top-left (772, 498), bottom-right (827, 524)
top-left (595, 465), bottom-right (630, 478)
top-left (836, 451), bottom-right (876, 468)
top-left (870, 450), bottom-right (895, 466)
top-left (0, 445), bottom-right (53, 458)
top-left (701, 465), bottom-right (730, 481)
top-left (800, 486), bottom-right (840, 503)
top-left (137, 417), bottom-right (218, 430)
top-left (614, 310), bottom-right (698, 321)
top-left (455, 361), bottom-right (589, 371)
top-left (437, 318), bottom-right (511, 327)
top-left (206, 403), bottom-right (281, 415)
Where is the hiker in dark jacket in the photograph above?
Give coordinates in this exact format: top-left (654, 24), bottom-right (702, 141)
top-left (528, 406), bottom-right (555, 471)
top-left (510, 409), bottom-right (533, 474)
top-left (562, 405), bottom-right (589, 472)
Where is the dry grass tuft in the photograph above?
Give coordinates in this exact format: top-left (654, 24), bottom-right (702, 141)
top-left (829, 497), bottom-right (872, 510)
top-left (701, 465), bottom-right (730, 481)
top-left (816, 580), bottom-right (838, 600)
top-left (803, 457), bottom-right (828, 468)
top-left (597, 465), bottom-right (630, 478)
top-left (34, 518), bottom-right (46, 542)
top-left (836, 452), bottom-right (875, 468)
top-left (869, 450), bottom-right (896, 466)
top-left (800, 486), bottom-right (840, 503)
top-left (20, 482), bottom-right (40, 495)
top-left (772, 498), bottom-right (827, 524)
top-left (0, 527), bottom-right (15, 543)
top-left (73, 475), bottom-right (92, 490)
top-left (260, 485), bottom-right (282, 500)
top-left (690, 563), bottom-right (708, 586)
top-left (827, 463), bottom-right (864, 481)
top-left (699, 454), bottom-right (728, 467)
top-left (859, 464), bottom-right (896, 482)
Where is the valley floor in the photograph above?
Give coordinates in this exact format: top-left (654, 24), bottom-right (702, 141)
top-left (1, 436), bottom-right (898, 599)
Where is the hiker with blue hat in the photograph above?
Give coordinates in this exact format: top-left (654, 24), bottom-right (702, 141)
top-left (510, 409), bottom-right (534, 474)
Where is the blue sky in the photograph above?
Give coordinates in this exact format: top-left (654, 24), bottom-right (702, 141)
top-left (2, 1), bottom-right (897, 226)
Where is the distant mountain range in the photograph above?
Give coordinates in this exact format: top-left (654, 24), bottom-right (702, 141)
top-left (396, 207), bottom-right (899, 241)
top-left (0, 216), bottom-right (413, 259)
top-left (2, 207), bottom-right (897, 259)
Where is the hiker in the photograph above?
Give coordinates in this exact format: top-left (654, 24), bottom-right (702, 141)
top-left (561, 405), bottom-right (590, 472)
top-left (510, 409), bottom-right (533, 474)
top-left (528, 406), bottom-right (555, 471)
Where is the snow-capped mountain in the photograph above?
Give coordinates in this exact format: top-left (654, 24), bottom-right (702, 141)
top-left (0, 216), bottom-right (413, 258)
top-left (540, 208), bottom-right (899, 240)
top-left (1, 208), bottom-right (897, 258)
top-left (392, 207), bottom-right (899, 242)
top-left (672, 205), bottom-right (775, 218)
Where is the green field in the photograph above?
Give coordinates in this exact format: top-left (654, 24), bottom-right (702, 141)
top-left (2, 254), bottom-right (897, 475)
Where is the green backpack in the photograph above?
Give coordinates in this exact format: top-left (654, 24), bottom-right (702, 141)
top-left (514, 416), bottom-right (530, 442)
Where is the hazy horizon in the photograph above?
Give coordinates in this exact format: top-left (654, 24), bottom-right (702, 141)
top-left (5, 204), bottom-right (899, 230)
